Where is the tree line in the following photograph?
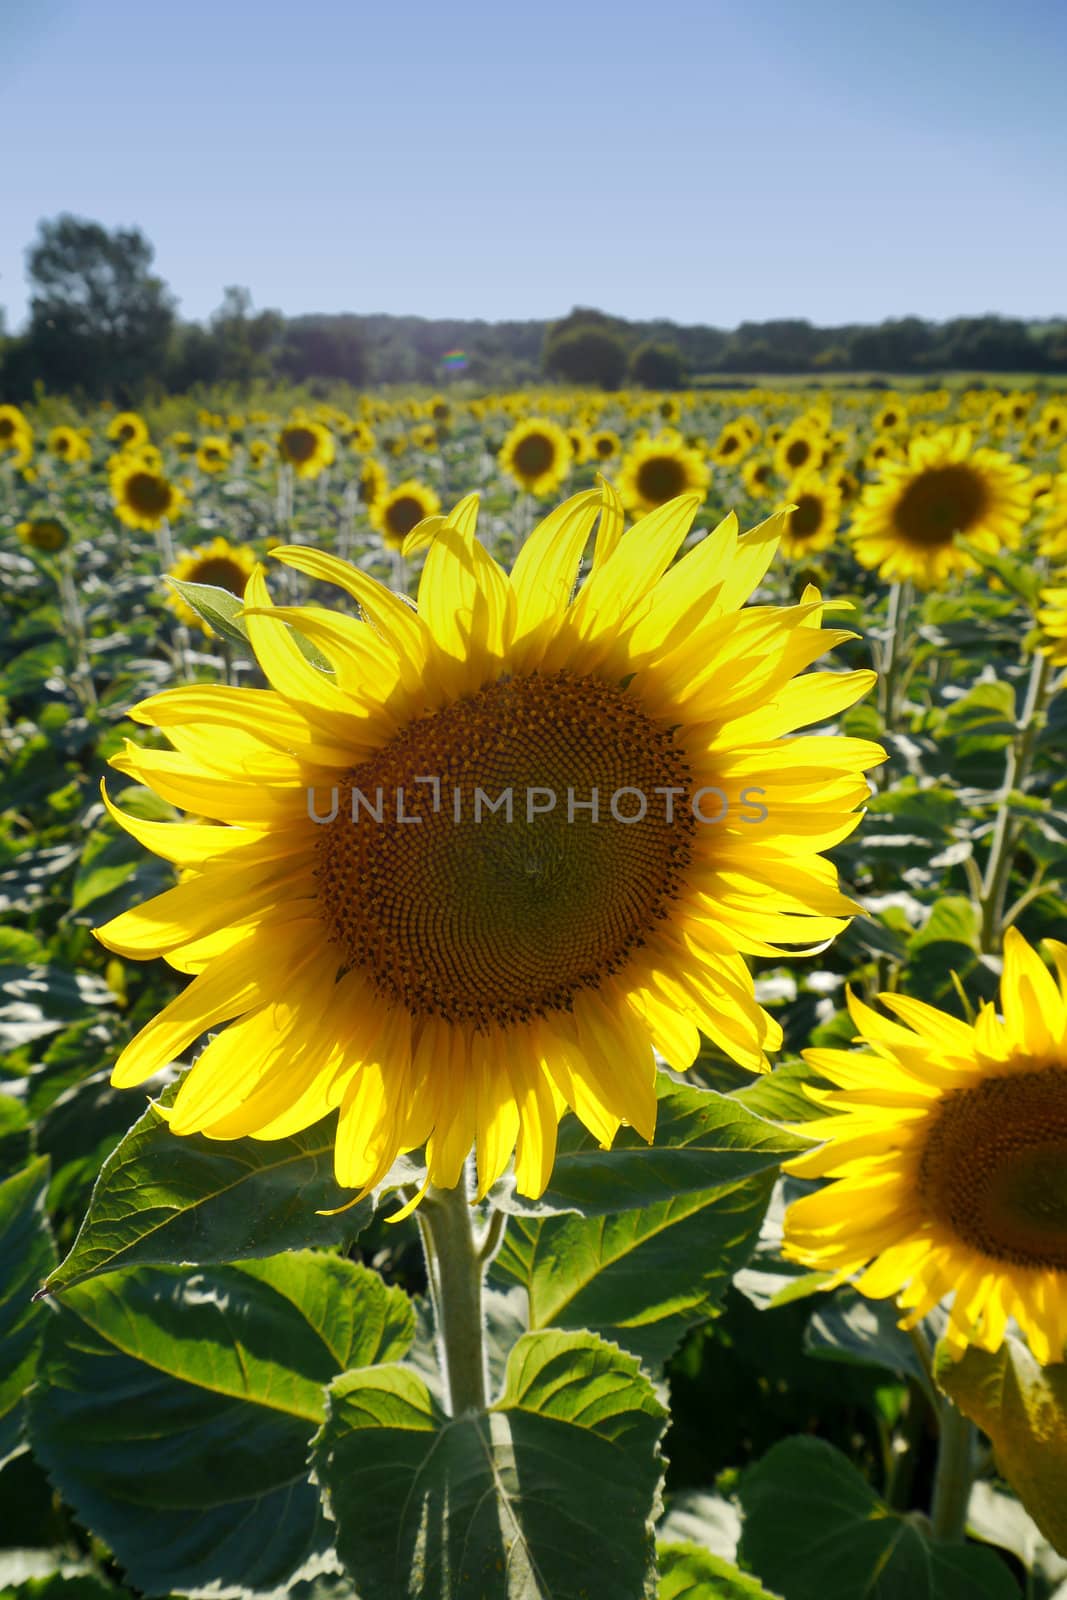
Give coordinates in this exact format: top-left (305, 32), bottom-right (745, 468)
top-left (3, 215), bottom-right (1066, 402)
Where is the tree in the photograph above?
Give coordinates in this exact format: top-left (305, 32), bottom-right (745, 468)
top-left (279, 315), bottom-right (369, 384)
top-left (21, 214), bottom-right (176, 399)
top-left (543, 309), bottom-right (628, 389)
top-left (629, 340), bottom-right (686, 390)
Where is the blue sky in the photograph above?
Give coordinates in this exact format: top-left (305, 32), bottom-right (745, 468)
top-left (3, 0), bottom-right (1065, 331)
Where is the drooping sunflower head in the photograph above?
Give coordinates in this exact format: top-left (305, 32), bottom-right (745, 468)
top-left (96, 485), bottom-right (883, 1206)
top-left (111, 459), bottom-right (186, 532)
top-left (370, 480), bottom-right (442, 549)
top-left (278, 420), bottom-right (336, 479)
top-left (742, 456), bottom-right (774, 498)
top-left (170, 431), bottom-right (196, 457)
top-left (711, 425), bottom-right (750, 465)
top-left (196, 436), bottom-right (233, 474)
top-left (17, 516), bottom-right (70, 554)
top-left (357, 457), bottom-right (388, 510)
top-left (498, 418), bottom-right (574, 497)
top-left (567, 428), bottom-right (591, 465)
top-left (851, 427), bottom-right (1033, 587)
top-left (248, 439), bottom-right (273, 469)
top-left (345, 421), bottom-right (376, 454)
top-left (779, 475), bottom-right (842, 560)
top-left (166, 536), bottom-right (257, 633)
top-left (106, 411), bottom-right (150, 450)
top-left (783, 929), bottom-right (1067, 1366)
top-left (617, 431), bottom-right (710, 515)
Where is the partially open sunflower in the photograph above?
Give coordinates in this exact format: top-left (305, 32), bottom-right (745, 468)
top-left (784, 930), bottom-right (1067, 1365)
top-left (95, 485), bottom-right (882, 1205)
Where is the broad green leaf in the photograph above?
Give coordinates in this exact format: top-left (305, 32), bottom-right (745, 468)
top-left (488, 1078), bottom-right (809, 1218)
top-left (491, 1166), bottom-right (776, 1367)
top-left (313, 1329), bottom-right (666, 1600)
top-left (28, 1254), bottom-right (413, 1597)
top-left (935, 1335), bottom-right (1067, 1557)
top-left (42, 1080), bottom-right (373, 1294)
top-left (658, 1543), bottom-right (778, 1599)
top-left (0, 1091), bottom-right (33, 1169)
top-left (0, 1158), bottom-right (56, 1468)
top-left (164, 578), bottom-right (251, 647)
top-left (805, 1287), bottom-right (937, 1402)
top-left (967, 1481), bottom-right (1067, 1592)
top-left (956, 541), bottom-right (1043, 604)
top-left (738, 1436), bottom-right (1019, 1600)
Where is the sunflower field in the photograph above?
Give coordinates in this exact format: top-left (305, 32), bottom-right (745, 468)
top-left (3, 381), bottom-right (1067, 1600)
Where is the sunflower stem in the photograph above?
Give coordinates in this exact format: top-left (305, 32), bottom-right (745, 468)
top-left (930, 1402), bottom-right (977, 1543)
top-left (416, 1165), bottom-right (488, 1417)
top-left (877, 580), bottom-right (911, 735)
top-left (979, 648), bottom-right (1052, 953)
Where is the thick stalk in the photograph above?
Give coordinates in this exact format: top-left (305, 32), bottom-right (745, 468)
top-left (979, 649), bottom-right (1052, 953)
top-left (416, 1168), bottom-right (488, 1417)
top-left (930, 1404), bottom-right (977, 1543)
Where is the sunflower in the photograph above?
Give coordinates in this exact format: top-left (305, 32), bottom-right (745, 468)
top-left (774, 424), bottom-right (822, 480)
top-left (196, 436), bottom-right (232, 474)
top-left (345, 421), bottom-right (376, 454)
top-left (779, 476), bottom-right (841, 559)
top-left (411, 423), bottom-right (438, 452)
top-left (111, 460), bottom-right (186, 532)
top-left (0, 404), bottom-right (33, 465)
top-left (590, 429), bottom-right (621, 463)
top-left (783, 930), bottom-right (1067, 1365)
top-left (166, 537), bottom-right (257, 633)
top-left (370, 480), bottom-right (442, 549)
top-left (1037, 587), bottom-right (1067, 666)
top-left (567, 428), bottom-right (591, 466)
top-left (17, 517), bottom-right (69, 553)
top-left (742, 456), bottom-right (774, 498)
top-left (851, 427), bottom-right (1033, 588)
top-left (711, 424), bottom-right (751, 466)
top-left (248, 439), bottom-right (273, 469)
top-left (106, 412), bottom-right (150, 450)
top-left (47, 425), bottom-right (91, 464)
top-left (170, 431), bottom-right (197, 457)
top-left (873, 402), bottom-right (906, 433)
top-left (864, 434), bottom-right (902, 471)
top-left (617, 431), bottom-right (709, 515)
top-left (499, 419), bottom-right (573, 497)
top-left (357, 458), bottom-right (389, 511)
top-left (278, 420), bottom-right (335, 479)
top-left (94, 486), bottom-right (883, 1205)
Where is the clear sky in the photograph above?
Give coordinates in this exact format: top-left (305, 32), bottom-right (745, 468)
top-left (3, 0), bottom-right (1065, 332)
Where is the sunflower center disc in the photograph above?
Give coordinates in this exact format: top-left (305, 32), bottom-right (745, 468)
top-left (126, 472), bottom-right (172, 515)
top-left (895, 464), bottom-right (988, 547)
top-left (384, 496), bottom-right (427, 538)
top-left (790, 495), bottom-right (823, 538)
top-left (315, 670), bottom-right (695, 1027)
top-left (283, 427), bottom-right (317, 462)
top-left (636, 456), bottom-right (686, 504)
top-left (187, 557), bottom-right (249, 595)
top-left (512, 434), bottom-right (555, 478)
top-left (918, 1066), bottom-right (1067, 1268)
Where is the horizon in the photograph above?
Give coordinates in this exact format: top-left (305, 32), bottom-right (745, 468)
top-left (4, 0), bottom-right (1066, 335)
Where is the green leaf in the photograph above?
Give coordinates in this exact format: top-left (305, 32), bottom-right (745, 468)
top-left (313, 1329), bottom-right (666, 1600)
top-left (0, 1091), bottom-right (33, 1170)
top-left (908, 896), bottom-right (981, 955)
top-left (164, 578), bottom-right (251, 648)
top-left (738, 1436), bottom-right (1019, 1600)
top-left (488, 1078), bottom-right (809, 1218)
top-left (805, 1287), bottom-right (937, 1400)
top-left (658, 1543), bottom-right (779, 1599)
top-left (935, 1334), bottom-right (1067, 1557)
top-left (491, 1165), bottom-right (777, 1367)
top-left (0, 1158), bottom-right (56, 1469)
top-left (27, 1254), bottom-right (413, 1597)
top-left (956, 540), bottom-right (1043, 604)
top-left (43, 1080), bottom-right (373, 1294)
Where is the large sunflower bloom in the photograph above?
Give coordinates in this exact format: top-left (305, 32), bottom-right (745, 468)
top-left (783, 930), bottom-right (1067, 1365)
top-left (95, 487), bottom-right (883, 1204)
top-left (617, 431), bottom-right (710, 515)
top-left (106, 411), bottom-right (150, 450)
top-left (498, 419), bottom-right (573, 497)
top-left (851, 427), bottom-right (1032, 588)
